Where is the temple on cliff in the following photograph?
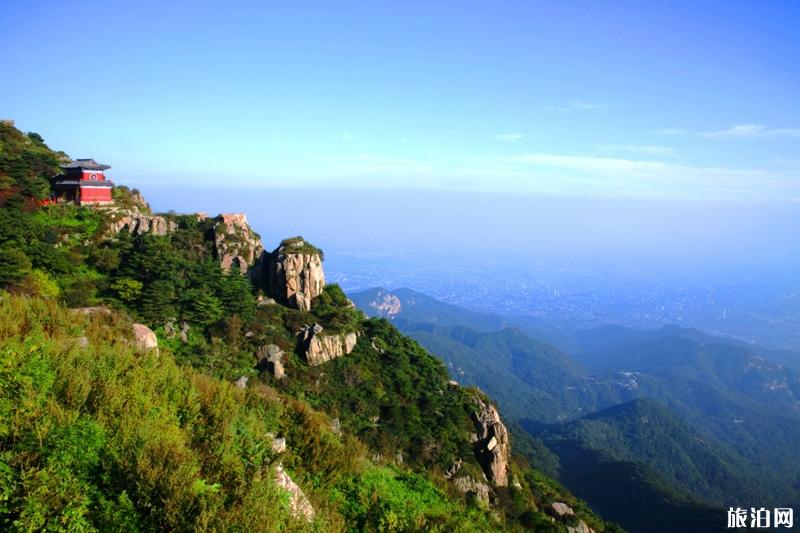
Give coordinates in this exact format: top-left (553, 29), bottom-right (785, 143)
top-left (53, 158), bottom-right (114, 205)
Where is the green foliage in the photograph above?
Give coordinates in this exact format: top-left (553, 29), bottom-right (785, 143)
top-left (0, 121), bottom-right (65, 201)
top-left (0, 121), bottom-right (621, 531)
top-left (311, 284), bottom-right (362, 333)
top-left (278, 236), bottom-right (324, 260)
top-left (0, 245), bottom-right (32, 286)
top-left (332, 465), bottom-right (492, 532)
top-left (0, 295), bottom-right (303, 531)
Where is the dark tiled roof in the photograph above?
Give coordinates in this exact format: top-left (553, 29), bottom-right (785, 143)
top-left (61, 158), bottom-right (111, 170)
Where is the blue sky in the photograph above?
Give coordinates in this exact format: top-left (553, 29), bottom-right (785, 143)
top-left (2, 1), bottom-right (799, 200)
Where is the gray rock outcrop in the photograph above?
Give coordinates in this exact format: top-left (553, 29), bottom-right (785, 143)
top-left (446, 459), bottom-right (492, 506)
top-left (108, 211), bottom-right (177, 236)
top-left (266, 237), bottom-right (325, 311)
top-left (212, 213), bottom-right (265, 273)
top-left (256, 344), bottom-right (285, 379)
top-left (471, 396), bottom-right (510, 487)
top-left (298, 324), bottom-right (357, 366)
top-left (273, 465), bottom-right (314, 522)
top-left (132, 323), bottom-right (158, 352)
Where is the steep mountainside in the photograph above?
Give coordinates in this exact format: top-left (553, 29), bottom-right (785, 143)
top-left (352, 287), bottom-right (800, 527)
top-left (0, 121), bottom-right (619, 532)
top-left (540, 399), bottom-right (764, 506)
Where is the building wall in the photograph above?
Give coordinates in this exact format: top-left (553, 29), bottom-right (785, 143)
top-left (79, 185), bottom-right (113, 204)
top-left (81, 170), bottom-right (106, 182)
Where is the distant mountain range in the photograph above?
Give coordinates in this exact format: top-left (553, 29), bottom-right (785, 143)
top-left (352, 287), bottom-right (800, 531)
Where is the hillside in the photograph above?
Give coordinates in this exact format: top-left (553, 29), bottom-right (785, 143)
top-left (540, 399), bottom-right (763, 506)
top-left (0, 121), bottom-right (619, 531)
top-left (352, 287), bottom-right (800, 527)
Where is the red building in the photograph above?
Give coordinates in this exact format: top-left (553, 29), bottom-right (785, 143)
top-left (54, 159), bottom-right (114, 205)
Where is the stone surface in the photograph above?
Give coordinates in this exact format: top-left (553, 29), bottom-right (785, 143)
top-left (471, 395), bottom-right (510, 487)
top-left (273, 465), bottom-right (315, 522)
top-left (256, 344), bottom-right (286, 379)
top-left (108, 211), bottom-right (177, 236)
top-left (567, 520), bottom-right (595, 533)
top-left (235, 376), bottom-right (249, 389)
top-left (132, 323), bottom-right (158, 352)
top-left (551, 502), bottom-right (575, 518)
top-left (266, 239), bottom-right (325, 311)
top-left (271, 437), bottom-right (286, 454)
top-left (452, 476), bottom-right (492, 506)
top-left (298, 324), bottom-right (358, 366)
top-left (212, 213), bottom-right (265, 274)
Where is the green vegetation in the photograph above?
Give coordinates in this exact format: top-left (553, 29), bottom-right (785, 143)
top-left (0, 121), bottom-right (621, 531)
top-left (278, 236), bottom-right (324, 259)
top-left (0, 120), bottom-right (65, 202)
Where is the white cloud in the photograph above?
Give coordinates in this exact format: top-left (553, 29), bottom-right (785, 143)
top-left (598, 144), bottom-right (677, 157)
top-left (496, 133), bottom-right (524, 142)
top-left (500, 153), bottom-right (799, 199)
top-left (702, 124), bottom-right (800, 139)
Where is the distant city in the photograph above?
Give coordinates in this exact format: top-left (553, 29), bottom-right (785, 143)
top-left (326, 249), bottom-right (800, 352)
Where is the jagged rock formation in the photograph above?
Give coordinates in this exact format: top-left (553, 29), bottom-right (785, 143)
top-left (256, 344), bottom-right (285, 379)
top-left (132, 323), bottom-right (158, 352)
top-left (273, 465), bottom-right (315, 522)
top-left (108, 211), bottom-right (177, 236)
top-left (298, 324), bottom-right (357, 366)
top-left (471, 396), bottom-right (510, 487)
top-left (452, 476), bottom-right (492, 506)
top-left (445, 459), bottom-right (492, 505)
top-left (549, 502), bottom-right (596, 533)
top-left (212, 213), bottom-right (264, 273)
top-left (164, 319), bottom-right (190, 342)
top-left (266, 237), bottom-right (324, 311)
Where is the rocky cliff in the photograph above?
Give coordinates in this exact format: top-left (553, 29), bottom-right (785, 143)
top-left (211, 213), bottom-right (265, 274)
top-left (107, 210), bottom-right (177, 236)
top-left (471, 395), bottom-right (511, 487)
top-left (266, 237), bottom-right (325, 311)
top-left (298, 323), bottom-right (358, 366)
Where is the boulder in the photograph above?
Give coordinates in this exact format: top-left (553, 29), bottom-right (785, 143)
top-left (298, 324), bottom-right (357, 366)
top-left (452, 476), bottom-right (492, 506)
top-left (108, 212), bottom-right (176, 236)
top-left (568, 520), bottom-right (596, 533)
top-left (271, 437), bottom-right (286, 454)
top-left (551, 502), bottom-right (575, 518)
top-left (273, 465), bottom-right (314, 522)
top-left (132, 323), bottom-right (158, 352)
top-left (471, 395), bottom-right (510, 487)
top-left (235, 376), bottom-right (249, 389)
top-left (266, 237), bottom-right (325, 311)
top-left (256, 344), bottom-right (285, 379)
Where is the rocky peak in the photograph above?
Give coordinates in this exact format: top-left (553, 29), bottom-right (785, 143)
top-left (266, 237), bottom-right (325, 311)
top-left (471, 395), bottom-right (510, 487)
top-left (212, 213), bottom-right (265, 273)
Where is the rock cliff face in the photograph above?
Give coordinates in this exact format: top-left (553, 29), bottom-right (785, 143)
top-left (108, 211), bottom-right (177, 236)
top-left (212, 213), bottom-right (264, 273)
top-left (298, 324), bottom-right (357, 366)
top-left (266, 237), bottom-right (324, 311)
top-left (471, 396), bottom-right (510, 487)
